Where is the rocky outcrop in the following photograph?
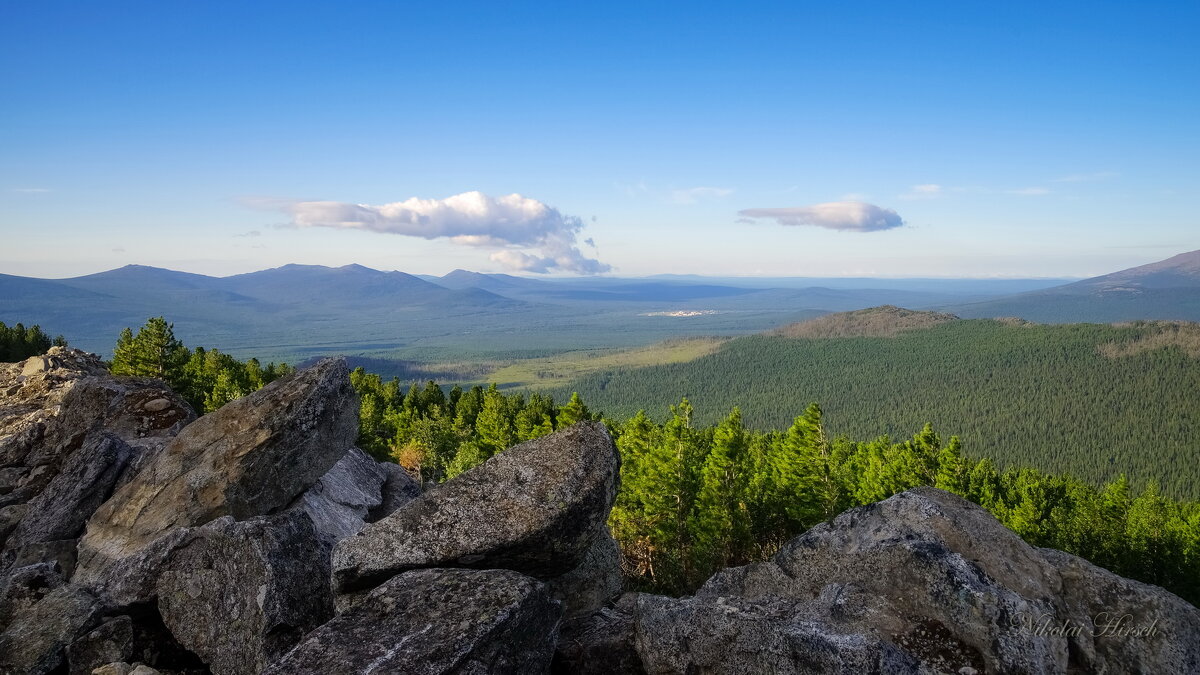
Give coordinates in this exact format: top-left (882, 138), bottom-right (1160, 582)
top-left (0, 348), bottom-right (193, 571)
top-left (263, 568), bottom-right (562, 675)
top-left (631, 487), bottom-right (1200, 674)
top-left (75, 357), bottom-right (357, 590)
top-left (156, 511), bottom-right (334, 675)
top-left (4, 434), bottom-right (132, 568)
top-left (332, 421), bottom-right (620, 597)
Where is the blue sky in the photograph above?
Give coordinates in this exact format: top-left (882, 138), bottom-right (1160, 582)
top-left (2, 1), bottom-right (1197, 278)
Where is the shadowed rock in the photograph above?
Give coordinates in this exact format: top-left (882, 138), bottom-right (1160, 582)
top-left (0, 582), bottom-right (102, 675)
top-left (548, 526), bottom-right (623, 619)
top-left (4, 434), bottom-right (132, 569)
top-left (552, 593), bottom-right (646, 675)
top-left (74, 358), bottom-right (356, 591)
top-left (264, 568), bottom-right (562, 675)
top-left (156, 511), bottom-right (334, 675)
top-left (632, 487), bottom-right (1200, 674)
top-left (332, 421), bottom-right (619, 597)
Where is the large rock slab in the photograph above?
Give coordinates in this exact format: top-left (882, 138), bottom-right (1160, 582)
top-left (155, 511), bottom-right (334, 675)
top-left (290, 446), bottom-right (390, 544)
top-left (633, 487), bottom-right (1200, 674)
top-left (4, 434), bottom-right (132, 568)
top-left (333, 421), bottom-right (619, 596)
top-left (75, 358), bottom-right (356, 587)
top-left (263, 568), bottom-right (562, 675)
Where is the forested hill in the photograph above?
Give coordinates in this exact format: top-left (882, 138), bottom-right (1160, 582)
top-left (547, 314), bottom-right (1200, 499)
top-left (770, 305), bottom-right (959, 337)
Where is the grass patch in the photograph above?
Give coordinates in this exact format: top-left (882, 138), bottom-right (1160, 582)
top-left (478, 336), bottom-right (729, 389)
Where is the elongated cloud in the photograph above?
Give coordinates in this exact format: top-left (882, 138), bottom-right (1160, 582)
top-left (280, 191), bottom-right (608, 274)
top-left (738, 201), bottom-right (904, 232)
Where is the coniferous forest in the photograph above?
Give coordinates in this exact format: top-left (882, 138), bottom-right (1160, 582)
top-left (549, 318), bottom-right (1200, 500)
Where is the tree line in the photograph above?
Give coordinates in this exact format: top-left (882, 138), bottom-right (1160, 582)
top-left (0, 321), bottom-right (66, 362)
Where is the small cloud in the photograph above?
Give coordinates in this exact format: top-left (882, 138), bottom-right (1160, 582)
top-left (899, 184), bottom-right (942, 200)
top-left (1007, 187), bottom-right (1051, 196)
top-left (738, 201), bottom-right (904, 232)
top-left (670, 186), bottom-right (734, 205)
top-left (273, 190), bottom-right (608, 274)
top-left (584, 237), bottom-right (596, 248)
top-left (235, 230), bottom-right (262, 238)
top-left (1053, 171), bottom-right (1118, 183)
top-left (615, 181), bottom-right (649, 198)
top-left (111, 247), bottom-right (126, 253)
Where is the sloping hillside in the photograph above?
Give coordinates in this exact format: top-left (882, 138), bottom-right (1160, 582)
top-left (947, 249), bottom-right (1200, 322)
top-left (771, 305), bottom-right (959, 338)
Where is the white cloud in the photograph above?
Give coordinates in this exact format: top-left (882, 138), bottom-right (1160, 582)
top-left (1007, 187), bottom-right (1051, 195)
top-left (670, 186), bottom-right (734, 205)
top-left (278, 191), bottom-right (608, 274)
top-left (1053, 171), bottom-right (1118, 183)
top-left (899, 184), bottom-right (942, 200)
top-left (738, 201), bottom-right (905, 232)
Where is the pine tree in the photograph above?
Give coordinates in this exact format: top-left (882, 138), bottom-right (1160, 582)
top-left (692, 408), bottom-right (750, 571)
top-left (557, 391), bottom-right (592, 428)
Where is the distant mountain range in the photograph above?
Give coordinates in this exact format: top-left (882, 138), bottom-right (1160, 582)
top-left (943, 249), bottom-right (1200, 322)
top-left (1, 250), bottom-right (1196, 363)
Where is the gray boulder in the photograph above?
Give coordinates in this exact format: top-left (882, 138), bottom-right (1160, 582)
top-left (264, 568), bottom-right (562, 675)
top-left (333, 422), bottom-right (619, 597)
top-left (0, 349), bottom-right (192, 510)
top-left (155, 511), bottom-right (334, 675)
top-left (0, 562), bottom-right (64, 627)
top-left (632, 487), bottom-right (1200, 675)
top-left (291, 447), bottom-right (390, 544)
top-left (0, 582), bottom-right (102, 675)
top-left (75, 358), bottom-right (356, 590)
top-left (4, 434), bottom-right (132, 568)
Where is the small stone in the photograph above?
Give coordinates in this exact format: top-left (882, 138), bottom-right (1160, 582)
top-left (141, 399), bottom-right (171, 413)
